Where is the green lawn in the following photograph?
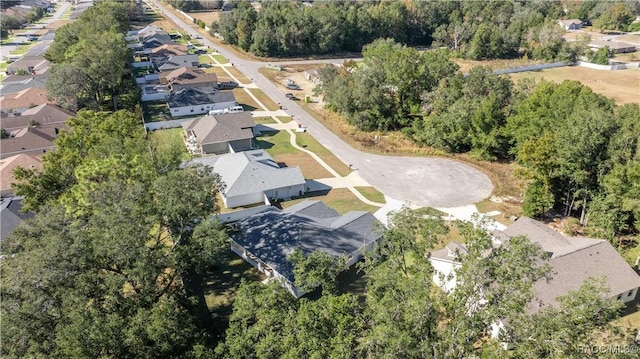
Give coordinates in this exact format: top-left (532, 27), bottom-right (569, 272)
top-left (198, 54), bottom-right (212, 65)
top-left (296, 132), bottom-right (351, 177)
top-left (211, 54), bottom-right (228, 64)
top-left (255, 130), bottom-right (297, 157)
top-left (11, 43), bottom-right (34, 55)
top-left (232, 88), bottom-right (260, 111)
top-left (280, 188), bottom-right (380, 215)
top-left (355, 187), bottom-right (386, 204)
top-left (148, 128), bottom-right (190, 161)
top-left (254, 117), bottom-right (277, 125)
top-left (142, 101), bottom-right (172, 122)
top-left (0, 62), bottom-right (7, 71)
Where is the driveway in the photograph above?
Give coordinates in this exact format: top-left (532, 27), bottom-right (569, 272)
top-left (150, 0), bottom-right (494, 208)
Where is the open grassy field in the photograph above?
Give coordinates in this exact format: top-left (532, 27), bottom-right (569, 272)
top-left (509, 66), bottom-right (640, 105)
top-left (187, 11), bottom-right (220, 26)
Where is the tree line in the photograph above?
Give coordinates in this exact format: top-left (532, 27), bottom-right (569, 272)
top-left (212, 0), bottom-right (638, 59)
top-left (44, 1), bottom-right (140, 112)
top-left (315, 38), bottom-right (640, 241)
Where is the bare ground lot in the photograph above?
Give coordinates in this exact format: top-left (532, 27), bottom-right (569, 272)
top-left (186, 11), bottom-right (220, 26)
top-left (509, 66), bottom-right (640, 105)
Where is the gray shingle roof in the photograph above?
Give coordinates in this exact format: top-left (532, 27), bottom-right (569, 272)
top-left (181, 113), bottom-right (253, 146)
top-left (0, 77), bottom-right (47, 95)
top-left (188, 149), bottom-right (305, 197)
top-left (157, 54), bottom-right (199, 71)
top-left (1, 104), bottom-right (74, 130)
top-left (232, 200), bottom-right (383, 283)
top-left (167, 88), bottom-right (235, 108)
top-left (0, 197), bottom-right (34, 240)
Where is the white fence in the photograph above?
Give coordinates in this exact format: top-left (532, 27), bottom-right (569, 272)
top-left (211, 205), bottom-right (272, 223)
top-left (144, 117), bottom-right (194, 131)
top-left (141, 93), bottom-right (167, 102)
top-left (493, 62), bottom-right (569, 75)
top-left (575, 61), bottom-right (628, 70)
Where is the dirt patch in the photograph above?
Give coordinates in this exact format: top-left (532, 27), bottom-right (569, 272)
top-left (272, 152), bottom-right (333, 179)
top-left (510, 66), bottom-right (640, 105)
top-left (454, 58), bottom-right (550, 73)
top-left (187, 11), bottom-right (220, 26)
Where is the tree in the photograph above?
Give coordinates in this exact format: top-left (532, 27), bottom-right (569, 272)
top-left (289, 249), bottom-right (346, 295)
top-left (589, 46), bottom-right (613, 65)
top-left (0, 14), bottom-right (24, 34)
top-left (592, 2), bottom-right (635, 32)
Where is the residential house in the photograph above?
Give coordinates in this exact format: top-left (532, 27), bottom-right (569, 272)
top-left (161, 67), bottom-right (218, 92)
top-left (304, 68), bottom-right (322, 85)
top-left (167, 87), bottom-right (237, 117)
top-left (148, 44), bottom-right (188, 64)
top-left (1, 104), bottom-right (73, 131)
top-left (0, 77), bottom-right (47, 95)
top-left (157, 54), bottom-right (199, 72)
top-left (0, 87), bottom-right (50, 114)
top-left (429, 217), bottom-right (640, 313)
top-left (0, 154), bottom-right (42, 196)
top-left (181, 112), bottom-right (254, 155)
top-left (557, 19), bottom-right (583, 30)
top-left (0, 125), bottom-right (63, 159)
top-left (231, 200), bottom-right (383, 297)
top-left (588, 40), bottom-right (637, 54)
top-left (0, 197), bottom-right (35, 241)
top-left (142, 34), bottom-right (174, 50)
top-left (1, 73), bottom-right (48, 86)
top-left (5, 55), bottom-right (50, 76)
top-left (188, 149), bottom-right (306, 208)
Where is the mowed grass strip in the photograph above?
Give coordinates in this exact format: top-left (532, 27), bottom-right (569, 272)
top-left (354, 186), bottom-right (386, 204)
top-left (249, 88), bottom-right (279, 111)
top-left (211, 54), bottom-right (228, 64)
top-left (255, 130), bottom-right (295, 156)
top-left (296, 132), bottom-right (350, 177)
top-left (232, 88), bottom-right (260, 110)
top-left (281, 188), bottom-right (380, 214)
top-left (278, 116), bottom-right (292, 123)
top-left (226, 66), bottom-right (251, 84)
top-left (254, 117), bottom-right (277, 125)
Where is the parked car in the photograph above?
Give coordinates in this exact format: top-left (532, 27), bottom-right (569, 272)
top-left (285, 83), bottom-right (301, 90)
top-left (218, 81), bottom-right (238, 89)
top-left (194, 49), bottom-right (207, 55)
top-left (27, 36), bottom-right (39, 42)
top-left (285, 93), bottom-right (297, 100)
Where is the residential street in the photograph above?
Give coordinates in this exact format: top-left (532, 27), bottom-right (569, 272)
top-left (150, 0), bottom-right (493, 208)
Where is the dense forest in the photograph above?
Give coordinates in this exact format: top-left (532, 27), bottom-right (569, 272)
top-left (315, 38), bottom-right (640, 240)
top-left (213, 0), bottom-right (639, 58)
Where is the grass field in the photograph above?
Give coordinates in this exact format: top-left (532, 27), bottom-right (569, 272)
top-left (187, 11), bottom-right (220, 26)
top-left (147, 128), bottom-right (190, 161)
top-left (142, 101), bottom-right (172, 122)
top-left (11, 43), bottom-right (35, 56)
top-left (509, 66), bottom-right (640, 105)
top-left (278, 116), bottom-right (292, 123)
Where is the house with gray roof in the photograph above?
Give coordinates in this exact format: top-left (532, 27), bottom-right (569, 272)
top-left (0, 77), bottom-right (47, 95)
top-left (429, 217), bottom-right (640, 312)
top-left (230, 200), bottom-right (383, 297)
top-left (157, 54), bottom-right (199, 72)
top-left (181, 113), bottom-right (254, 155)
top-left (188, 149), bottom-right (306, 208)
top-left (168, 88), bottom-right (237, 117)
top-left (5, 55), bottom-right (50, 76)
top-left (557, 19), bottom-right (582, 31)
top-left (1, 104), bottom-right (74, 131)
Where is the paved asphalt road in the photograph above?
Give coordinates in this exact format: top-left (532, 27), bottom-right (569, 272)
top-left (0, 1), bottom-right (71, 62)
top-left (151, 0), bottom-right (493, 208)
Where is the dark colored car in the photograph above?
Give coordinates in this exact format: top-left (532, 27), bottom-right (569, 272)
top-left (285, 93), bottom-right (297, 100)
top-left (218, 81), bottom-right (238, 89)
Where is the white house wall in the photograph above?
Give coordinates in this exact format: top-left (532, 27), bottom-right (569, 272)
top-left (170, 100), bottom-right (237, 117)
top-left (430, 258), bottom-right (460, 293)
top-left (225, 192), bottom-right (265, 208)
